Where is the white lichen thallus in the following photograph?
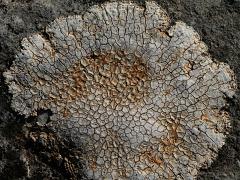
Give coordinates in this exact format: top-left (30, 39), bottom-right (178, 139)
top-left (4, 1), bottom-right (237, 179)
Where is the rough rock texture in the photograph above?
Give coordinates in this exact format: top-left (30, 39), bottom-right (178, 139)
top-left (0, 0), bottom-right (240, 180)
top-left (3, 1), bottom-right (237, 179)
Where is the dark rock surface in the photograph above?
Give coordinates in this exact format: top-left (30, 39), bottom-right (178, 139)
top-left (0, 0), bottom-right (239, 179)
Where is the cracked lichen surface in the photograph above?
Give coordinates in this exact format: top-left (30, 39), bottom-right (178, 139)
top-left (4, 1), bottom-right (237, 179)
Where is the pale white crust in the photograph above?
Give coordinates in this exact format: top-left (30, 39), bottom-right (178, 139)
top-left (4, 1), bottom-right (237, 179)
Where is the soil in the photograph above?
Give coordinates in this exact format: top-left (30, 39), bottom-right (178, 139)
top-left (0, 0), bottom-right (239, 179)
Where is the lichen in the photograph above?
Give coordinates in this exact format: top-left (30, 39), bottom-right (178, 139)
top-left (4, 1), bottom-right (237, 179)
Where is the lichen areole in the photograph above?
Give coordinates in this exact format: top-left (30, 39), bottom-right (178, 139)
top-left (4, 1), bottom-right (237, 179)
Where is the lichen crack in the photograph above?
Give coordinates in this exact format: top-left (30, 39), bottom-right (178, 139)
top-left (4, 1), bottom-right (237, 180)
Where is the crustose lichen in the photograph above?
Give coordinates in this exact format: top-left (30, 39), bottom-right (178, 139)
top-left (4, 1), bottom-right (237, 179)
